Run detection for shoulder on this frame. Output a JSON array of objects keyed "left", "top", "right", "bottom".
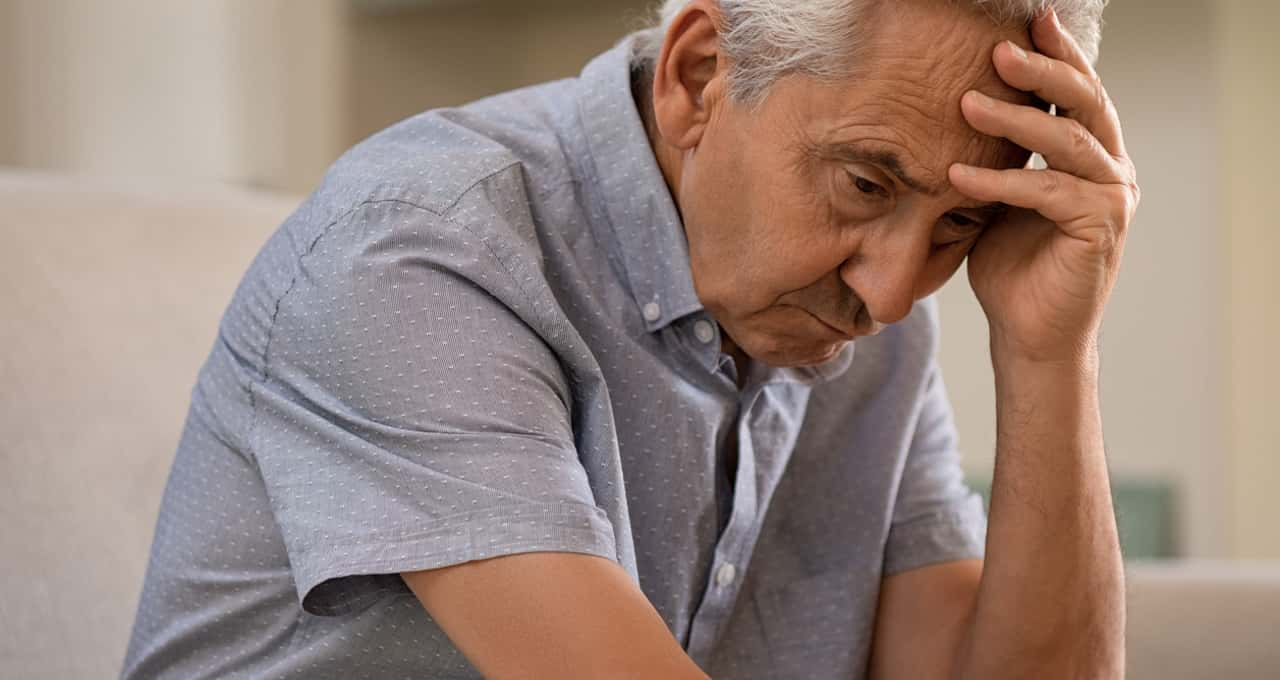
[
  {"left": 225, "top": 81, "right": 594, "bottom": 376},
  {"left": 310, "top": 78, "right": 580, "bottom": 224},
  {"left": 271, "top": 80, "right": 587, "bottom": 311}
]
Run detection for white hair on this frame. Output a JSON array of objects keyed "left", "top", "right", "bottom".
[{"left": 635, "top": 0, "right": 1107, "bottom": 103}]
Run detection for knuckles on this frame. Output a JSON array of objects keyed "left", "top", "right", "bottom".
[
  {"left": 1102, "top": 183, "right": 1138, "bottom": 235},
  {"left": 1091, "top": 77, "right": 1114, "bottom": 120},
  {"left": 1037, "top": 169, "right": 1065, "bottom": 196},
  {"left": 1065, "top": 118, "right": 1097, "bottom": 155},
  {"left": 1123, "top": 159, "right": 1142, "bottom": 207},
  {"left": 1115, "top": 157, "right": 1142, "bottom": 219}
]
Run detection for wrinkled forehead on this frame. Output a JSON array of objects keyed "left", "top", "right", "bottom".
[
  {"left": 852, "top": 0, "right": 1038, "bottom": 101},
  {"left": 801, "top": 1, "right": 1041, "bottom": 178}
]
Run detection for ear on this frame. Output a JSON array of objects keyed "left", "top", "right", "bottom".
[{"left": 652, "top": 1, "right": 728, "bottom": 150}]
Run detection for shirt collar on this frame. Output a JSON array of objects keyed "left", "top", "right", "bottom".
[{"left": 575, "top": 36, "right": 703, "bottom": 333}]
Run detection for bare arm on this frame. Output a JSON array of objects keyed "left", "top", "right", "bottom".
[
  {"left": 874, "top": 8, "right": 1136, "bottom": 678},
  {"left": 955, "top": 350, "right": 1123, "bottom": 677},
  {"left": 871, "top": 352, "right": 1122, "bottom": 679},
  {"left": 870, "top": 560, "right": 982, "bottom": 680},
  {"left": 403, "top": 552, "right": 711, "bottom": 680}
]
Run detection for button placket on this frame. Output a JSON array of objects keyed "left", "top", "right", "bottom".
[
  {"left": 693, "top": 320, "right": 716, "bottom": 344},
  {"left": 684, "top": 390, "right": 765, "bottom": 664},
  {"left": 642, "top": 301, "right": 662, "bottom": 322},
  {"left": 714, "top": 562, "right": 737, "bottom": 588}
]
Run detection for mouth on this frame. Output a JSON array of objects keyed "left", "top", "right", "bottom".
[{"left": 804, "top": 310, "right": 861, "bottom": 341}]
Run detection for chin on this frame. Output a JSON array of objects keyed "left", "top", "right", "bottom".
[{"left": 745, "top": 335, "right": 849, "bottom": 368}]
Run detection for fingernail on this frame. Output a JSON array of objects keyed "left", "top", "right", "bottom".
[
  {"left": 968, "top": 90, "right": 994, "bottom": 109},
  {"left": 1007, "top": 41, "right": 1028, "bottom": 61},
  {"left": 953, "top": 163, "right": 976, "bottom": 178}
]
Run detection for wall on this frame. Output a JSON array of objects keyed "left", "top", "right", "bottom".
[
  {"left": 1220, "top": 0, "right": 1280, "bottom": 559},
  {"left": 229, "top": 0, "right": 349, "bottom": 192},
  {"left": 0, "top": 0, "right": 346, "bottom": 193},
  {"left": 0, "top": 2, "right": 17, "bottom": 162},
  {"left": 346, "top": 0, "right": 648, "bottom": 143},
  {"left": 2, "top": 1, "right": 242, "bottom": 181}
]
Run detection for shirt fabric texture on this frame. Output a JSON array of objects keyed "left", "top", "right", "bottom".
[{"left": 123, "top": 36, "right": 986, "bottom": 680}]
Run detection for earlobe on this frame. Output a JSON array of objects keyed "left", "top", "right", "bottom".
[{"left": 651, "top": 1, "right": 725, "bottom": 150}]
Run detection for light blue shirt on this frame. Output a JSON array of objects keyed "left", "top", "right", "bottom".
[{"left": 124, "top": 36, "right": 986, "bottom": 679}]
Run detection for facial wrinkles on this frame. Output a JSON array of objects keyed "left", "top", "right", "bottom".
[
  {"left": 748, "top": 99, "right": 855, "bottom": 294},
  {"left": 691, "top": 83, "right": 826, "bottom": 323},
  {"left": 706, "top": 1, "right": 1046, "bottom": 361},
  {"left": 768, "top": 14, "right": 1034, "bottom": 333},
  {"left": 846, "top": 3, "right": 1035, "bottom": 174},
  {"left": 749, "top": 93, "right": 841, "bottom": 286}
]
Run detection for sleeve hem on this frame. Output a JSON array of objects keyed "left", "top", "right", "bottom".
[
  {"left": 882, "top": 495, "right": 987, "bottom": 576},
  {"left": 295, "top": 501, "right": 618, "bottom": 616}
]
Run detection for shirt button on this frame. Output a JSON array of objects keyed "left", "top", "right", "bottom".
[
  {"left": 693, "top": 320, "right": 715, "bottom": 344},
  {"left": 642, "top": 302, "right": 662, "bottom": 322},
  {"left": 715, "top": 563, "right": 737, "bottom": 588}
]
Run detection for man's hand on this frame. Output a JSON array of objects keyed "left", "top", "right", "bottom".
[{"left": 950, "top": 8, "right": 1140, "bottom": 365}]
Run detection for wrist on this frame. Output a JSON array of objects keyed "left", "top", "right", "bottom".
[
  {"left": 990, "top": 333, "right": 1100, "bottom": 379},
  {"left": 989, "top": 335, "right": 1105, "bottom": 462}
]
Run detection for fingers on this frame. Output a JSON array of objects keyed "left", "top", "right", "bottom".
[
  {"left": 1030, "top": 9, "right": 1096, "bottom": 80},
  {"left": 948, "top": 164, "right": 1133, "bottom": 240},
  {"left": 990, "top": 40, "right": 1126, "bottom": 157},
  {"left": 952, "top": 7, "right": 1140, "bottom": 246},
  {"left": 960, "top": 89, "right": 1121, "bottom": 184}
]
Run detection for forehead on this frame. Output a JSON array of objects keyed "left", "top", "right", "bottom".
[{"left": 785, "top": 0, "right": 1038, "bottom": 184}]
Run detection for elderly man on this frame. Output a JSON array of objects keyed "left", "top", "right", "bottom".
[{"left": 124, "top": 0, "right": 1138, "bottom": 678}]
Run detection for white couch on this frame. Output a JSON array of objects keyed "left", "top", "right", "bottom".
[
  {"left": 2, "top": 169, "right": 1277, "bottom": 678},
  {"left": 0, "top": 169, "right": 299, "bottom": 679}
]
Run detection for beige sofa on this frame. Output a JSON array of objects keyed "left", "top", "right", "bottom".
[{"left": 2, "top": 169, "right": 1278, "bottom": 678}]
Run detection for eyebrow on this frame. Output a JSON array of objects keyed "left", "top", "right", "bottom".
[
  {"left": 824, "top": 143, "right": 944, "bottom": 196},
  {"left": 823, "top": 142, "right": 1005, "bottom": 214}
]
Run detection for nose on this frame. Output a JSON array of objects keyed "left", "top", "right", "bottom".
[{"left": 838, "top": 235, "right": 930, "bottom": 327}]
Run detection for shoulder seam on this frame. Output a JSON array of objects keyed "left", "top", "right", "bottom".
[
  {"left": 247, "top": 198, "right": 382, "bottom": 459},
  {"left": 248, "top": 167, "right": 571, "bottom": 456},
  {"left": 437, "top": 160, "right": 523, "bottom": 216}
]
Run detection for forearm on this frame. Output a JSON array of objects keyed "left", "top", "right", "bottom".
[{"left": 957, "top": 342, "right": 1124, "bottom": 678}]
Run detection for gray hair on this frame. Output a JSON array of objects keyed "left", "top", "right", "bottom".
[{"left": 634, "top": 0, "right": 1107, "bottom": 103}]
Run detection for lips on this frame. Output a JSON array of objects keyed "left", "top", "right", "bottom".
[{"left": 806, "top": 310, "right": 860, "bottom": 341}]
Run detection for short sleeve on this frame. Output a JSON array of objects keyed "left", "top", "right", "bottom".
[
  {"left": 249, "top": 199, "right": 617, "bottom": 616},
  {"left": 882, "top": 362, "right": 987, "bottom": 576}
]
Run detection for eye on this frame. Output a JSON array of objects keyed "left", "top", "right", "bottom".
[
  {"left": 944, "top": 212, "right": 980, "bottom": 229},
  {"left": 850, "top": 173, "right": 889, "bottom": 198},
  {"left": 934, "top": 212, "right": 987, "bottom": 248}
]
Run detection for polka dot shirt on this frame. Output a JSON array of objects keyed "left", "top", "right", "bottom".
[{"left": 122, "top": 35, "right": 986, "bottom": 680}]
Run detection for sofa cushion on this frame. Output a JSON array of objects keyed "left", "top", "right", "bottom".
[
  {"left": 1126, "top": 561, "right": 1280, "bottom": 680},
  {"left": 0, "top": 169, "right": 298, "bottom": 679}
]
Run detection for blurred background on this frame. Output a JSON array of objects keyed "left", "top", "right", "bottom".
[{"left": 1, "top": 1, "right": 1277, "bottom": 678}]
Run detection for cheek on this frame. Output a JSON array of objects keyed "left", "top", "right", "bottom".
[
  {"left": 697, "top": 163, "right": 847, "bottom": 309},
  {"left": 915, "top": 244, "right": 971, "bottom": 299},
  {"left": 679, "top": 128, "right": 755, "bottom": 291},
  {"left": 755, "top": 190, "right": 841, "bottom": 264},
  {"left": 743, "top": 166, "right": 855, "bottom": 285}
]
